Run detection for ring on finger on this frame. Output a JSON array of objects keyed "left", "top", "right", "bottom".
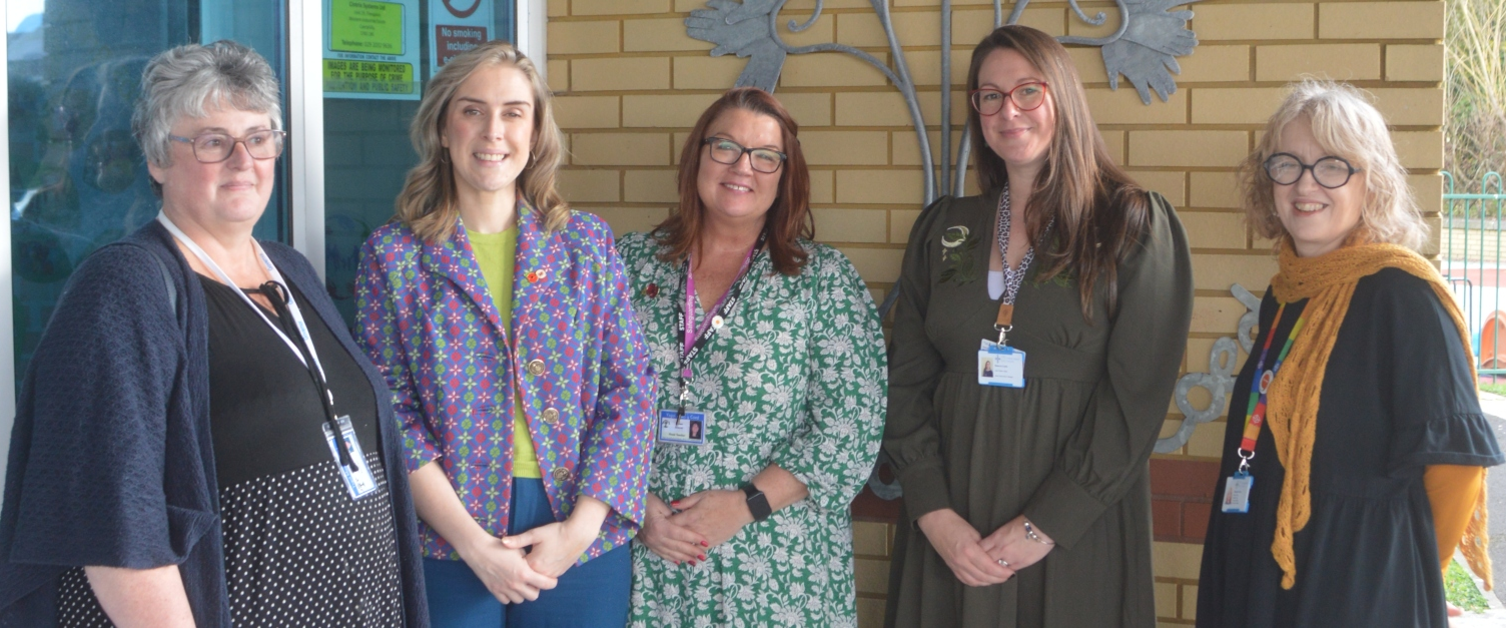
[{"left": 997, "top": 558, "right": 1010, "bottom": 568}]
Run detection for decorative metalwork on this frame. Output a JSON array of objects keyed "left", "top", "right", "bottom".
[{"left": 1155, "top": 283, "right": 1261, "bottom": 454}]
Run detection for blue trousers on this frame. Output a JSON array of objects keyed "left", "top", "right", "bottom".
[{"left": 423, "top": 478, "right": 630, "bottom": 627}]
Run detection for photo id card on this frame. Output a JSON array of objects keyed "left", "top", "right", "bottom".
[
  {"left": 978, "top": 341, "right": 1025, "bottom": 388},
  {"left": 1221, "top": 472, "right": 1254, "bottom": 514},
  {"left": 322, "top": 415, "right": 378, "bottom": 500},
  {"left": 658, "top": 408, "right": 708, "bottom": 446}
]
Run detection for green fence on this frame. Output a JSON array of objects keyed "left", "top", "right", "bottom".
[{"left": 1442, "top": 171, "right": 1505, "bottom": 377}]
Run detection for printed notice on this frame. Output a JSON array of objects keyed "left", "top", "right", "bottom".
[
  {"left": 429, "top": 0, "right": 494, "bottom": 78},
  {"left": 324, "top": 0, "right": 421, "bottom": 100}
]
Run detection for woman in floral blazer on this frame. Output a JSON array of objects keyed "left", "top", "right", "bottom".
[
  {"left": 354, "top": 42, "right": 655, "bottom": 627},
  {"left": 621, "top": 88, "right": 887, "bottom": 627}
]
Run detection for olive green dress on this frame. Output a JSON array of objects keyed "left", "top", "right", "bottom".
[{"left": 883, "top": 190, "right": 1193, "bottom": 628}]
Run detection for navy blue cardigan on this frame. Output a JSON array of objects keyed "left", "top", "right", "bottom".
[{"left": 0, "top": 222, "right": 428, "bottom": 626}]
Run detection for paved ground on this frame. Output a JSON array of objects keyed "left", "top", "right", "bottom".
[{"left": 1459, "top": 392, "right": 1506, "bottom": 626}]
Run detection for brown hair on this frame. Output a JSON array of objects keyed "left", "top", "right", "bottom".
[
  {"left": 394, "top": 40, "right": 568, "bottom": 243},
  {"left": 654, "top": 87, "right": 814, "bottom": 276},
  {"left": 966, "top": 25, "right": 1151, "bottom": 319}
]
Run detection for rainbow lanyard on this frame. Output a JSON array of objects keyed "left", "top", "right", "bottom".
[{"left": 1235, "top": 303, "right": 1307, "bottom": 475}]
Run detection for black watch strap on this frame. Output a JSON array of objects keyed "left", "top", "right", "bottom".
[{"left": 741, "top": 483, "right": 772, "bottom": 522}]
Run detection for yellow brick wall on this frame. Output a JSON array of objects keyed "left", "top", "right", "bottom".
[{"left": 545, "top": 1, "right": 1444, "bottom": 625}]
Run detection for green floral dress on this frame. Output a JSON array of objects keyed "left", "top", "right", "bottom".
[{"left": 617, "top": 232, "right": 887, "bottom": 628}]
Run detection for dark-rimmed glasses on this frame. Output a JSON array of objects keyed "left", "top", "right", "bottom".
[
  {"left": 1263, "top": 153, "right": 1359, "bottom": 189},
  {"left": 169, "top": 130, "right": 287, "bottom": 163},
  {"left": 969, "top": 82, "right": 1050, "bottom": 116},
  {"left": 703, "top": 137, "right": 786, "bottom": 174}
]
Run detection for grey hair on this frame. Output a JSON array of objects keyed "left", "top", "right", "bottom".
[
  {"left": 132, "top": 40, "right": 282, "bottom": 195},
  {"left": 1240, "top": 79, "right": 1429, "bottom": 252}
]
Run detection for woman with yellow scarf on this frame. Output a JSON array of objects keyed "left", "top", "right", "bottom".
[{"left": 1196, "top": 80, "right": 1504, "bottom": 627}]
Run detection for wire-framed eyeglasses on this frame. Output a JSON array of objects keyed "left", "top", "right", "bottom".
[
  {"left": 169, "top": 130, "right": 287, "bottom": 163},
  {"left": 1263, "top": 153, "right": 1360, "bottom": 189},
  {"left": 703, "top": 137, "right": 786, "bottom": 174},
  {"left": 969, "top": 82, "right": 1050, "bottom": 116}
]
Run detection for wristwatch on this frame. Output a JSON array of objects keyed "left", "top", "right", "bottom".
[{"left": 740, "top": 483, "right": 772, "bottom": 522}]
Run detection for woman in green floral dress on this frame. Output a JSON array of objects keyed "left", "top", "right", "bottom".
[{"left": 619, "top": 88, "right": 887, "bottom": 627}]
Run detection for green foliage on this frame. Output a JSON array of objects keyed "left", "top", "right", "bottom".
[
  {"left": 1445, "top": 559, "right": 1491, "bottom": 613},
  {"left": 1445, "top": 0, "right": 1506, "bottom": 193},
  {"left": 1479, "top": 381, "right": 1506, "bottom": 396}
]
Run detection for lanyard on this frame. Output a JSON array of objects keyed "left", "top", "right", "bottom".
[
  {"left": 991, "top": 184, "right": 1053, "bottom": 346},
  {"left": 157, "top": 213, "right": 356, "bottom": 469},
  {"left": 674, "top": 230, "right": 767, "bottom": 413},
  {"left": 1235, "top": 302, "right": 1307, "bottom": 474}
]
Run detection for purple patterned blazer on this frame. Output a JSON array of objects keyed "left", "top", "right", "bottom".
[{"left": 354, "top": 206, "right": 656, "bottom": 561}]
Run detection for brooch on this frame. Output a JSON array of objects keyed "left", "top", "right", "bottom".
[{"left": 939, "top": 225, "right": 980, "bottom": 285}]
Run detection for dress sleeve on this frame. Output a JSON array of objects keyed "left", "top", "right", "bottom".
[
  {"left": 4, "top": 245, "right": 199, "bottom": 568},
  {"left": 353, "top": 233, "right": 442, "bottom": 472},
  {"left": 769, "top": 247, "right": 888, "bottom": 514},
  {"left": 1020, "top": 192, "right": 1195, "bottom": 549},
  {"left": 1381, "top": 269, "right": 1505, "bottom": 471},
  {"left": 883, "top": 196, "right": 956, "bottom": 523}
]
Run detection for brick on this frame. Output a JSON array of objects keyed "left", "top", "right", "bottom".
[
  {"left": 1411, "top": 173, "right": 1443, "bottom": 215},
  {"left": 802, "top": 130, "right": 889, "bottom": 165},
  {"left": 1194, "top": 253, "right": 1275, "bottom": 292},
  {"left": 1102, "top": 130, "right": 1125, "bottom": 164},
  {"left": 1150, "top": 458, "right": 1222, "bottom": 500},
  {"left": 1187, "top": 420, "right": 1226, "bottom": 458},
  {"left": 1370, "top": 87, "right": 1443, "bottom": 127},
  {"left": 1128, "top": 171, "right": 1186, "bottom": 207},
  {"left": 571, "top": 0, "right": 670, "bottom": 15},
  {"left": 546, "top": 60, "right": 568, "bottom": 91},
  {"left": 1255, "top": 44, "right": 1381, "bottom": 82},
  {"left": 906, "top": 49, "right": 971, "bottom": 87},
  {"left": 548, "top": 0, "right": 567, "bottom": 17},
  {"left": 624, "top": 169, "right": 679, "bottom": 203},
  {"left": 1190, "top": 172, "right": 1242, "bottom": 209},
  {"left": 836, "top": 91, "right": 913, "bottom": 126},
  {"left": 1155, "top": 581, "right": 1179, "bottom": 618},
  {"left": 917, "top": 91, "right": 968, "bottom": 130},
  {"left": 1194, "top": 4, "right": 1314, "bottom": 41},
  {"left": 673, "top": 55, "right": 744, "bottom": 90},
  {"left": 671, "top": 132, "right": 692, "bottom": 164},
  {"left": 1153, "top": 541, "right": 1204, "bottom": 580},
  {"left": 1184, "top": 585, "right": 1199, "bottom": 620},
  {"left": 893, "top": 130, "right": 963, "bottom": 167},
  {"left": 954, "top": 7, "right": 1064, "bottom": 40},
  {"left": 1069, "top": 47, "right": 1111, "bottom": 84},
  {"left": 1392, "top": 130, "right": 1443, "bottom": 170},
  {"left": 1152, "top": 499, "right": 1182, "bottom": 538},
  {"left": 624, "top": 17, "right": 712, "bottom": 52},
  {"left": 547, "top": 20, "right": 620, "bottom": 54},
  {"left": 1066, "top": 4, "right": 1123, "bottom": 40},
  {"left": 815, "top": 208, "right": 889, "bottom": 243},
  {"left": 852, "top": 521, "right": 890, "bottom": 557},
  {"left": 841, "top": 247, "right": 906, "bottom": 284},
  {"left": 1128, "top": 131, "right": 1248, "bottom": 168},
  {"left": 1191, "top": 87, "right": 1285, "bottom": 125},
  {"left": 836, "top": 10, "right": 940, "bottom": 48},
  {"left": 1175, "top": 45, "right": 1251, "bottom": 83},
  {"left": 770, "top": 13, "right": 836, "bottom": 48},
  {"left": 623, "top": 93, "right": 721, "bottom": 128},
  {"left": 1386, "top": 44, "right": 1444, "bottom": 82},
  {"left": 553, "top": 95, "right": 619, "bottom": 129},
  {"left": 777, "top": 92, "right": 833, "bottom": 127},
  {"left": 556, "top": 168, "right": 620, "bottom": 203},
  {"left": 1191, "top": 295, "right": 1247, "bottom": 335},
  {"left": 571, "top": 57, "right": 670, "bottom": 91},
  {"left": 811, "top": 169, "right": 835, "bottom": 203},
  {"left": 1179, "top": 211, "right": 1247, "bottom": 250},
  {"left": 837, "top": 170, "right": 926, "bottom": 204},
  {"left": 857, "top": 598, "right": 885, "bottom": 628},
  {"left": 573, "top": 132, "right": 671, "bottom": 166},
  {"left": 578, "top": 205, "right": 670, "bottom": 236},
  {"left": 1086, "top": 87, "right": 1188, "bottom": 124},
  {"left": 783, "top": 52, "right": 892, "bottom": 88},
  {"left": 1319, "top": 2, "right": 1443, "bottom": 40},
  {"left": 1183, "top": 502, "right": 1212, "bottom": 542},
  {"left": 891, "top": 209, "right": 921, "bottom": 243}
]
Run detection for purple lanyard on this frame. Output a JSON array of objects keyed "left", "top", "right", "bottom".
[{"left": 674, "top": 231, "right": 767, "bottom": 410}]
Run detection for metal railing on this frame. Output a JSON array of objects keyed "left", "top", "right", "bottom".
[{"left": 1442, "top": 171, "right": 1505, "bottom": 377}]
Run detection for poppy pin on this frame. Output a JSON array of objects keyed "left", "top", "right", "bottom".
[{"left": 645, "top": 283, "right": 659, "bottom": 298}]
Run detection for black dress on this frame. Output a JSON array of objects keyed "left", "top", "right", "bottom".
[
  {"left": 1197, "top": 268, "right": 1505, "bottom": 627},
  {"left": 58, "top": 276, "right": 404, "bottom": 627}
]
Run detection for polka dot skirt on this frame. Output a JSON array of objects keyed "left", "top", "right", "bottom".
[{"left": 58, "top": 451, "right": 403, "bottom": 627}]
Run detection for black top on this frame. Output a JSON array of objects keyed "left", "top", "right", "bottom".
[{"left": 1197, "top": 268, "right": 1505, "bottom": 628}]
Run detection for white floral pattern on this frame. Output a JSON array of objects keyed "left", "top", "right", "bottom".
[{"left": 617, "top": 232, "right": 887, "bottom": 628}]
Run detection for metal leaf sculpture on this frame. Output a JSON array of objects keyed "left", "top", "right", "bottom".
[
  {"left": 684, "top": 0, "right": 786, "bottom": 92},
  {"left": 1100, "top": 0, "right": 1201, "bottom": 104}
]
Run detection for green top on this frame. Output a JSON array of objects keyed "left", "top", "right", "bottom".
[{"left": 466, "top": 225, "right": 540, "bottom": 479}]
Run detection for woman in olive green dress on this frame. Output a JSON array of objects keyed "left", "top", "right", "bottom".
[
  {"left": 621, "top": 87, "right": 887, "bottom": 627},
  {"left": 884, "top": 26, "right": 1194, "bottom": 627}
]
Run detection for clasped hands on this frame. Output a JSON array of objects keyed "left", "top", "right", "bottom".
[
  {"left": 456, "top": 496, "right": 610, "bottom": 604},
  {"left": 637, "top": 491, "right": 753, "bottom": 565},
  {"left": 916, "top": 509, "right": 1054, "bottom": 587}
]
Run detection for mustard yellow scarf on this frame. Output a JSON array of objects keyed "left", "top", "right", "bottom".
[{"left": 1266, "top": 239, "right": 1492, "bottom": 590}]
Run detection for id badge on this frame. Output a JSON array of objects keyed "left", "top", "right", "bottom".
[
  {"left": 322, "top": 415, "right": 378, "bottom": 500},
  {"left": 1221, "top": 472, "right": 1254, "bottom": 514},
  {"left": 978, "top": 340, "right": 1026, "bottom": 388},
  {"left": 658, "top": 408, "right": 709, "bottom": 446}
]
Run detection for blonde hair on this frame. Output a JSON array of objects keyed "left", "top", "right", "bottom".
[
  {"left": 1240, "top": 79, "right": 1428, "bottom": 251},
  {"left": 395, "top": 40, "right": 568, "bottom": 242}
]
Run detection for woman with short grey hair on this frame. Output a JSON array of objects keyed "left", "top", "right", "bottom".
[{"left": 0, "top": 40, "right": 428, "bottom": 626}]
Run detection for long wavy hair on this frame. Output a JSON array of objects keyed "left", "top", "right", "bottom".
[
  {"left": 967, "top": 25, "right": 1150, "bottom": 319},
  {"left": 395, "top": 40, "right": 568, "bottom": 242},
  {"left": 654, "top": 87, "right": 814, "bottom": 276}
]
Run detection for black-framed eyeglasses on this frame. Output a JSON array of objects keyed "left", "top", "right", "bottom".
[
  {"left": 969, "top": 82, "right": 1050, "bottom": 116},
  {"left": 1263, "top": 152, "right": 1360, "bottom": 189},
  {"left": 702, "top": 137, "right": 786, "bottom": 174},
  {"left": 169, "top": 130, "right": 287, "bottom": 163}
]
